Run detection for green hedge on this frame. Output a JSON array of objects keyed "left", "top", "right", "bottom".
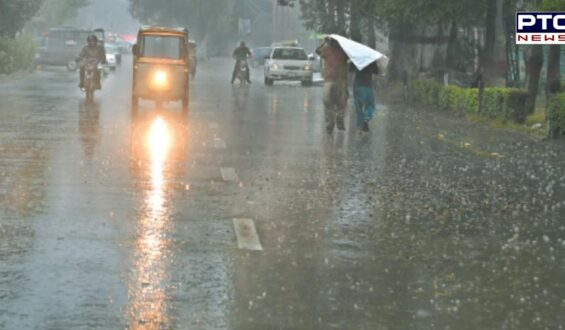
[
  {"left": 409, "top": 80, "right": 530, "bottom": 124},
  {"left": 439, "top": 85, "right": 479, "bottom": 114},
  {"left": 0, "top": 35, "right": 37, "bottom": 74},
  {"left": 548, "top": 93, "right": 565, "bottom": 137}
]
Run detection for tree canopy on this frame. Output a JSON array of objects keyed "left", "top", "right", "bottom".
[
  {"left": 38, "top": 0, "right": 90, "bottom": 27},
  {"left": 0, "top": 0, "right": 43, "bottom": 37},
  {"left": 129, "top": 0, "right": 233, "bottom": 42}
]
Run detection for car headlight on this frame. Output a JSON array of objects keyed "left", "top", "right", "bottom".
[
  {"left": 304, "top": 64, "right": 312, "bottom": 71},
  {"left": 271, "top": 64, "right": 280, "bottom": 70},
  {"left": 152, "top": 70, "right": 169, "bottom": 88}
]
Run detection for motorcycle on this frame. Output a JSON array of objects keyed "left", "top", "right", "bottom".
[
  {"left": 80, "top": 58, "right": 102, "bottom": 102},
  {"left": 236, "top": 59, "right": 249, "bottom": 86}
]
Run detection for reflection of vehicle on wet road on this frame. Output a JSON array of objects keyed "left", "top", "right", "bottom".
[
  {"left": 78, "top": 100, "right": 100, "bottom": 160},
  {"left": 129, "top": 110, "right": 189, "bottom": 185},
  {"left": 81, "top": 58, "right": 101, "bottom": 102},
  {"left": 131, "top": 26, "right": 190, "bottom": 113},
  {"left": 264, "top": 47, "right": 313, "bottom": 86}
]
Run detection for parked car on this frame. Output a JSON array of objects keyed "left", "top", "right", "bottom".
[
  {"left": 250, "top": 47, "right": 272, "bottom": 67},
  {"left": 264, "top": 47, "right": 313, "bottom": 86}
]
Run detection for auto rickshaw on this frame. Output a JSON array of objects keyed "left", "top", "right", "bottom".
[{"left": 131, "top": 26, "right": 190, "bottom": 113}]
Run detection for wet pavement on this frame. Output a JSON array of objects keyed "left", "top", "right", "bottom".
[{"left": 1, "top": 57, "right": 565, "bottom": 330}]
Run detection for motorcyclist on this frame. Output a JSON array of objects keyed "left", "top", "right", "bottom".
[
  {"left": 77, "top": 35, "right": 107, "bottom": 90},
  {"left": 231, "top": 41, "right": 252, "bottom": 84}
]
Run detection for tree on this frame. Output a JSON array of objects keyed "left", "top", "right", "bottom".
[
  {"left": 0, "top": 0, "right": 44, "bottom": 38},
  {"left": 38, "top": 0, "right": 90, "bottom": 27},
  {"left": 482, "top": 0, "right": 508, "bottom": 86},
  {"left": 542, "top": 0, "right": 565, "bottom": 96},
  {"left": 379, "top": 0, "right": 484, "bottom": 80},
  {"left": 522, "top": 0, "right": 565, "bottom": 114},
  {"left": 129, "top": 0, "right": 237, "bottom": 54}
]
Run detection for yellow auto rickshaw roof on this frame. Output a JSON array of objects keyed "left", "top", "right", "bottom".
[{"left": 138, "top": 26, "right": 188, "bottom": 36}]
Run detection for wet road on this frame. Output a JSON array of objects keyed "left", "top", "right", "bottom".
[{"left": 1, "top": 58, "right": 565, "bottom": 330}]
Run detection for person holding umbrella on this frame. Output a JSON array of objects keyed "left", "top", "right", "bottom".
[
  {"left": 350, "top": 61, "right": 379, "bottom": 132},
  {"left": 316, "top": 37, "right": 349, "bottom": 134},
  {"left": 320, "top": 34, "right": 387, "bottom": 134}
]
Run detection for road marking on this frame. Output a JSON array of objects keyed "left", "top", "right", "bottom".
[
  {"left": 213, "top": 138, "right": 226, "bottom": 149},
  {"left": 208, "top": 122, "right": 219, "bottom": 130},
  {"left": 233, "top": 218, "right": 263, "bottom": 251},
  {"left": 221, "top": 167, "right": 239, "bottom": 182}
]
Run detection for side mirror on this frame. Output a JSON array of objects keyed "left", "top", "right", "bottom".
[
  {"left": 132, "top": 44, "right": 139, "bottom": 56},
  {"left": 308, "top": 55, "right": 315, "bottom": 61},
  {"left": 264, "top": 55, "right": 270, "bottom": 60}
]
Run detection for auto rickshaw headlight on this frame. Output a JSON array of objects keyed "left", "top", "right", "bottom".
[{"left": 153, "top": 70, "right": 168, "bottom": 88}]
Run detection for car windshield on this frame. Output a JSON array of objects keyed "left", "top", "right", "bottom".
[
  {"left": 141, "top": 35, "right": 184, "bottom": 59},
  {"left": 272, "top": 48, "right": 307, "bottom": 60}
]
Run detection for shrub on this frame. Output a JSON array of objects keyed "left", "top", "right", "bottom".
[
  {"left": 548, "top": 93, "right": 565, "bottom": 137},
  {"left": 481, "top": 88, "right": 508, "bottom": 119},
  {"left": 444, "top": 86, "right": 479, "bottom": 114},
  {"left": 409, "top": 80, "right": 528, "bottom": 124},
  {"left": 410, "top": 80, "right": 443, "bottom": 108},
  {"left": 0, "top": 35, "right": 37, "bottom": 74}
]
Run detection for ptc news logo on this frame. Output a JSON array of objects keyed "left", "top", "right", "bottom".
[{"left": 516, "top": 12, "right": 565, "bottom": 44}]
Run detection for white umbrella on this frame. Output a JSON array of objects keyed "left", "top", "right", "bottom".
[{"left": 327, "top": 34, "right": 388, "bottom": 72}]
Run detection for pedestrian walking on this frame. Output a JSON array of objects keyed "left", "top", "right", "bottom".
[
  {"left": 316, "top": 37, "right": 348, "bottom": 134},
  {"left": 350, "top": 61, "right": 379, "bottom": 132}
]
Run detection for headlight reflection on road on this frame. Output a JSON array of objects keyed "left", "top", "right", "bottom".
[{"left": 129, "top": 116, "right": 172, "bottom": 329}]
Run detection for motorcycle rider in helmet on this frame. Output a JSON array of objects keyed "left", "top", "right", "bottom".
[
  {"left": 231, "top": 41, "right": 252, "bottom": 84},
  {"left": 77, "top": 35, "right": 107, "bottom": 90}
]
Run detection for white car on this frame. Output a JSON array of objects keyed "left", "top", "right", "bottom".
[
  {"left": 105, "top": 53, "right": 117, "bottom": 71},
  {"left": 264, "top": 47, "right": 313, "bottom": 86}
]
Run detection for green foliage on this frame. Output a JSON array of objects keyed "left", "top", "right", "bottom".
[
  {"left": 410, "top": 80, "right": 442, "bottom": 108},
  {"left": 0, "top": 0, "right": 43, "bottom": 38},
  {"left": 481, "top": 88, "right": 509, "bottom": 119},
  {"left": 379, "top": 0, "right": 485, "bottom": 26},
  {"left": 548, "top": 93, "right": 565, "bottom": 136},
  {"left": 129, "top": 0, "right": 234, "bottom": 40},
  {"left": 540, "top": 0, "right": 565, "bottom": 11},
  {"left": 0, "top": 35, "right": 37, "bottom": 74},
  {"left": 438, "top": 85, "right": 479, "bottom": 113},
  {"left": 409, "top": 80, "right": 529, "bottom": 124},
  {"left": 129, "top": 0, "right": 241, "bottom": 54}
]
